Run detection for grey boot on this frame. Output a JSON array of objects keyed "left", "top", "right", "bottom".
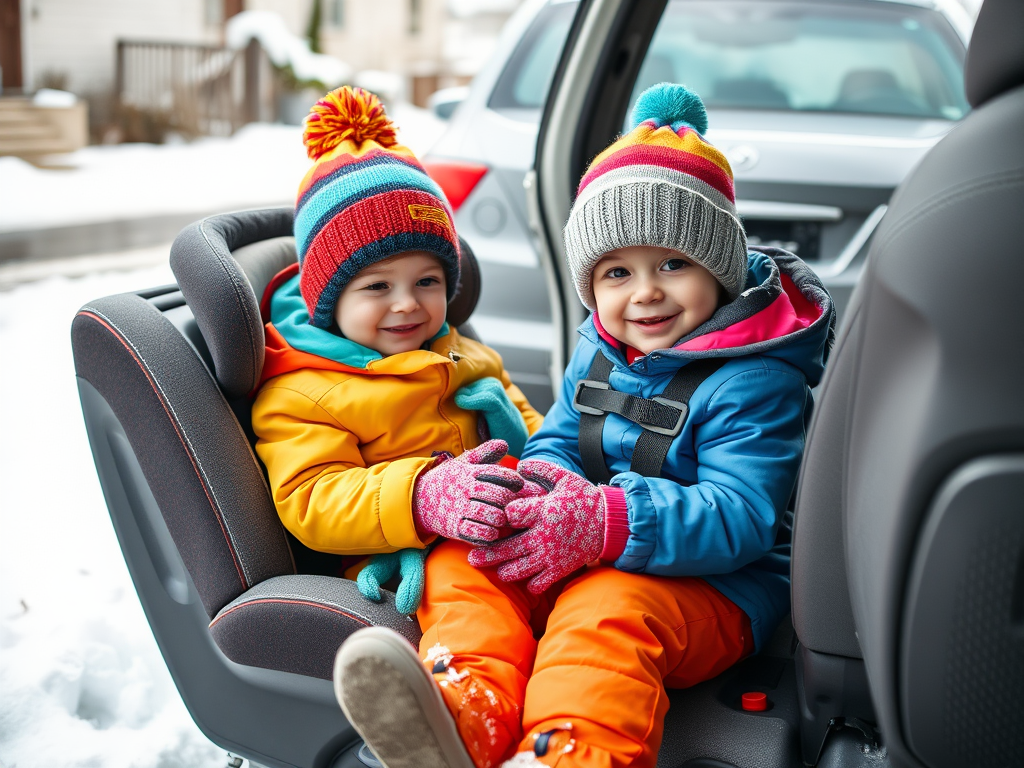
[{"left": 334, "top": 627, "right": 476, "bottom": 768}]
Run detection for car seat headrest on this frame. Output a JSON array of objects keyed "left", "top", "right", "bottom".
[
  {"left": 171, "top": 208, "right": 294, "bottom": 398},
  {"left": 448, "top": 237, "right": 482, "bottom": 329},
  {"left": 965, "top": 0, "right": 1024, "bottom": 108},
  {"left": 171, "top": 208, "right": 483, "bottom": 398},
  {"left": 232, "top": 236, "right": 299, "bottom": 312}
]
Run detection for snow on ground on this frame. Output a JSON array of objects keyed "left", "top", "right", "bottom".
[
  {"left": 0, "top": 103, "right": 446, "bottom": 235},
  {"left": 0, "top": 264, "right": 236, "bottom": 768}
]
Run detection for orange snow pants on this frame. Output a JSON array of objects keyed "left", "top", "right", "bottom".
[{"left": 417, "top": 540, "right": 754, "bottom": 768}]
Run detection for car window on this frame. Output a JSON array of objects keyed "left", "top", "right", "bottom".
[
  {"left": 627, "top": 0, "right": 969, "bottom": 121},
  {"left": 489, "top": 1, "right": 577, "bottom": 111}
]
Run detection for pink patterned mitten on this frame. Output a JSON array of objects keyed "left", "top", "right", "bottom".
[
  {"left": 412, "top": 439, "right": 525, "bottom": 543},
  {"left": 468, "top": 459, "right": 608, "bottom": 593}
]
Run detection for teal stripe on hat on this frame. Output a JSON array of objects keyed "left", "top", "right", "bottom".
[{"left": 295, "top": 163, "right": 446, "bottom": 258}]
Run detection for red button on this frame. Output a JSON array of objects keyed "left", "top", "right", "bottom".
[{"left": 741, "top": 692, "right": 768, "bottom": 711}]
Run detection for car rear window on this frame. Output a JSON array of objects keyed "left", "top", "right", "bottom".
[
  {"left": 488, "top": 1, "right": 577, "bottom": 110},
  {"left": 631, "top": 0, "right": 969, "bottom": 120}
]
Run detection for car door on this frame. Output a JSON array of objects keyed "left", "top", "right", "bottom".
[{"left": 527, "top": 0, "right": 970, "bottom": 377}]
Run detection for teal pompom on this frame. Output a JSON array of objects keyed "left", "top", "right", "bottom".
[{"left": 629, "top": 83, "right": 708, "bottom": 135}]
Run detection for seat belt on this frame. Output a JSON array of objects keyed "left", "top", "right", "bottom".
[{"left": 573, "top": 352, "right": 727, "bottom": 483}]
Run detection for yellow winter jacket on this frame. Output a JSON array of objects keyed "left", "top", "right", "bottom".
[{"left": 252, "top": 273, "right": 543, "bottom": 555}]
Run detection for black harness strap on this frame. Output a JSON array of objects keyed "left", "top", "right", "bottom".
[
  {"left": 574, "top": 353, "right": 728, "bottom": 482},
  {"left": 575, "top": 384, "right": 689, "bottom": 434},
  {"left": 577, "top": 353, "right": 615, "bottom": 483},
  {"left": 629, "top": 358, "right": 727, "bottom": 477}
]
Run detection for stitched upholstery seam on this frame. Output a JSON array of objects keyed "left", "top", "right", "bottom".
[
  {"left": 198, "top": 216, "right": 261, "bottom": 393},
  {"left": 208, "top": 597, "right": 374, "bottom": 629},
  {"left": 78, "top": 308, "right": 249, "bottom": 590},
  {"left": 876, "top": 171, "right": 1024, "bottom": 253}
]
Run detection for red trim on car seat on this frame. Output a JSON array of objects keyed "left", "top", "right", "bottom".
[
  {"left": 208, "top": 598, "right": 375, "bottom": 629},
  {"left": 77, "top": 310, "right": 248, "bottom": 591}
]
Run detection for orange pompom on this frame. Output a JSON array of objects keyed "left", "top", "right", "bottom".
[{"left": 302, "top": 86, "right": 399, "bottom": 160}]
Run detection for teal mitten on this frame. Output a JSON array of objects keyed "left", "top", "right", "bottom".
[
  {"left": 454, "top": 377, "right": 529, "bottom": 458},
  {"left": 356, "top": 548, "right": 426, "bottom": 616}
]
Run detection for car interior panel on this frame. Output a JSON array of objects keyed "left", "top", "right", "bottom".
[{"left": 71, "top": 0, "right": 1021, "bottom": 766}]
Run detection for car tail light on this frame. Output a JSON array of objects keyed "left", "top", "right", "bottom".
[{"left": 422, "top": 160, "right": 488, "bottom": 212}]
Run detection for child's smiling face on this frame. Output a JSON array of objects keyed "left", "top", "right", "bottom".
[
  {"left": 334, "top": 251, "right": 448, "bottom": 356},
  {"left": 592, "top": 246, "right": 721, "bottom": 355}
]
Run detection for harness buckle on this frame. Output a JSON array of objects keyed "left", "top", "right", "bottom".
[
  {"left": 573, "top": 379, "right": 610, "bottom": 416},
  {"left": 648, "top": 397, "right": 688, "bottom": 437}
]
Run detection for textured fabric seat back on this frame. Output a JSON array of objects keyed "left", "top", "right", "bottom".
[
  {"left": 840, "top": 0, "right": 1024, "bottom": 765},
  {"left": 72, "top": 272, "right": 296, "bottom": 620}
]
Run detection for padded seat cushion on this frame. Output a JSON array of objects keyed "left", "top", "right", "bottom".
[{"left": 210, "top": 574, "right": 423, "bottom": 680}]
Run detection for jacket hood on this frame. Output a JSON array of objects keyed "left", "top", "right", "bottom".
[
  {"left": 585, "top": 246, "right": 835, "bottom": 386},
  {"left": 258, "top": 268, "right": 452, "bottom": 387}
]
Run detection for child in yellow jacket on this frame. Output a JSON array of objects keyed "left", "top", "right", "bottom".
[{"left": 251, "top": 86, "right": 543, "bottom": 615}]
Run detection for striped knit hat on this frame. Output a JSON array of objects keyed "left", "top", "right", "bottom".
[
  {"left": 563, "top": 83, "right": 746, "bottom": 310},
  {"left": 294, "top": 86, "right": 460, "bottom": 328}
]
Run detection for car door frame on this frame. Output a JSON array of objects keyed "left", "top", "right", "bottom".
[{"left": 526, "top": 0, "right": 668, "bottom": 381}]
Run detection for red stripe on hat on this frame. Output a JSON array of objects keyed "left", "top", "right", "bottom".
[
  {"left": 300, "top": 188, "right": 455, "bottom": 305},
  {"left": 578, "top": 144, "right": 735, "bottom": 204}
]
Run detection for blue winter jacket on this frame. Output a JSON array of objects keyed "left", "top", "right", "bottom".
[{"left": 521, "top": 247, "right": 834, "bottom": 651}]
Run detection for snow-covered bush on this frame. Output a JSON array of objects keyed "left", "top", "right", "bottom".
[{"left": 226, "top": 10, "right": 352, "bottom": 92}]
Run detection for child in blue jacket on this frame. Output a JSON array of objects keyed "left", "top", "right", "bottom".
[{"left": 334, "top": 84, "right": 835, "bottom": 768}]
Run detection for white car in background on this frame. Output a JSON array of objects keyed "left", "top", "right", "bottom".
[{"left": 423, "top": 0, "right": 974, "bottom": 412}]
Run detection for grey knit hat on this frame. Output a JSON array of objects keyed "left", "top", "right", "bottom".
[{"left": 563, "top": 83, "right": 747, "bottom": 310}]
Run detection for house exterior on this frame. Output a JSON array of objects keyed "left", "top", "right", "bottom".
[
  {"left": 5, "top": 0, "right": 220, "bottom": 95},
  {"left": 2, "top": 0, "right": 521, "bottom": 113}
]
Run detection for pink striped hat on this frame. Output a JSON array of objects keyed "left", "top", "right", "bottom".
[{"left": 563, "top": 84, "right": 747, "bottom": 310}]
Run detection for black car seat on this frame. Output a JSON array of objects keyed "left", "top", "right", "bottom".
[
  {"left": 792, "top": 0, "right": 1024, "bottom": 766},
  {"left": 71, "top": 207, "right": 481, "bottom": 768},
  {"left": 841, "top": 0, "right": 1024, "bottom": 765}
]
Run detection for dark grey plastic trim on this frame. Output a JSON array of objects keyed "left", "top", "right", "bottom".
[
  {"left": 794, "top": 644, "right": 876, "bottom": 766},
  {"left": 900, "top": 454, "right": 1024, "bottom": 768},
  {"left": 104, "top": 422, "right": 190, "bottom": 605}
]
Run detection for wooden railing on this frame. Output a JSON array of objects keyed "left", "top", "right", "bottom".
[{"left": 115, "top": 39, "right": 274, "bottom": 139}]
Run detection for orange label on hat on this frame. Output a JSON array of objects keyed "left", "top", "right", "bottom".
[{"left": 408, "top": 204, "right": 451, "bottom": 232}]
